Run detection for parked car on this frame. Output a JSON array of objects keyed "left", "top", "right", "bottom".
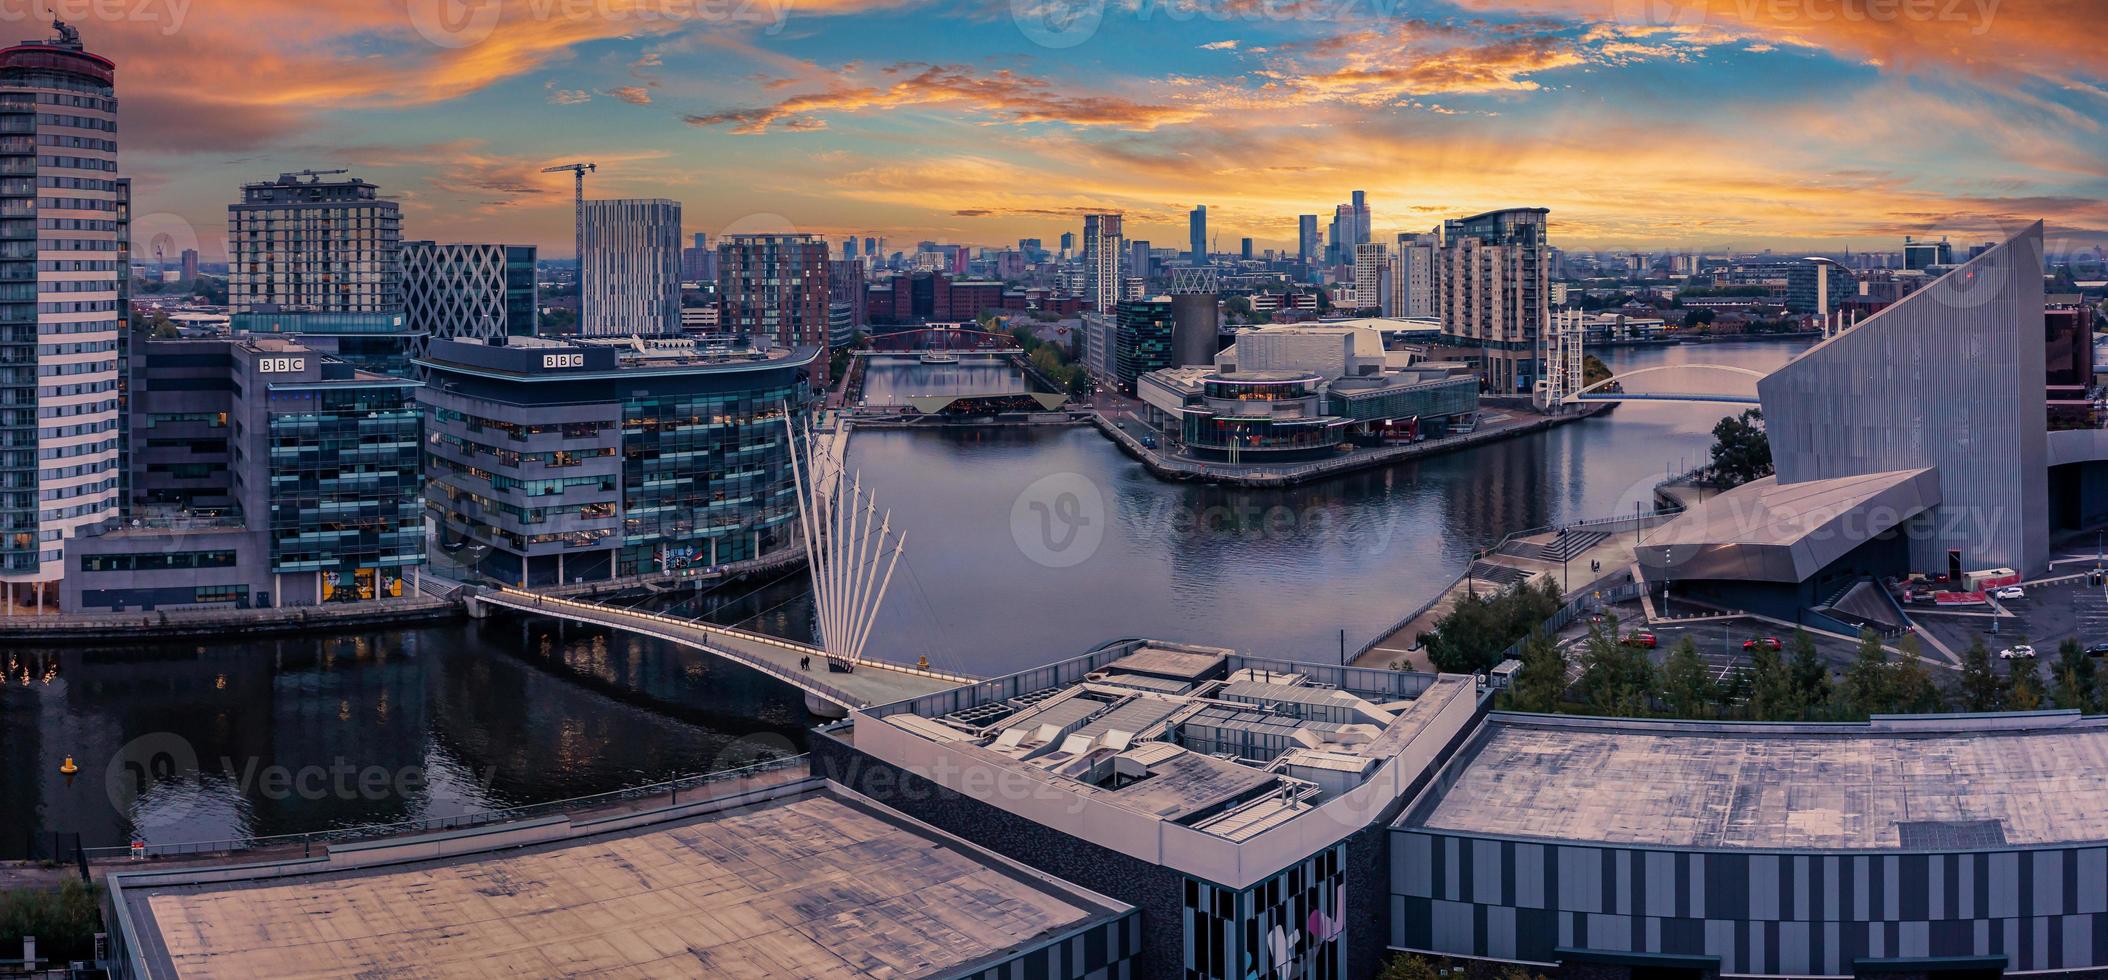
[
  {"left": 1140, "top": 434, "right": 1158, "bottom": 449},
  {"left": 1621, "top": 632, "right": 1657, "bottom": 649},
  {"left": 1994, "top": 585, "right": 2025, "bottom": 601},
  {"left": 1999, "top": 644, "right": 2037, "bottom": 660},
  {"left": 2086, "top": 643, "right": 2108, "bottom": 659},
  {"left": 1742, "top": 636, "right": 1783, "bottom": 652}
]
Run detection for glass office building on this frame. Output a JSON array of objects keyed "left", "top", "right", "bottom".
[
  {"left": 265, "top": 379, "right": 424, "bottom": 600},
  {"left": 418, "top": 336, "right": 816, "bottom": 587}
]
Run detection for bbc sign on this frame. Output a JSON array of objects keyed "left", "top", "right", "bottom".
[
  {"left": 542, "top": 354, "right": 585, "bottom": 369},
  {"left": 258, "top": 357, "right": 306, "bottom": 374}
]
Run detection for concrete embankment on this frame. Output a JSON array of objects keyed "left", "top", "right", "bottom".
[
  {"left": 0, "top": 597, "right": 464, "bottom": 644},
  {"left": 1092, "top": 402, "right": 1614, "bottom": 488}
]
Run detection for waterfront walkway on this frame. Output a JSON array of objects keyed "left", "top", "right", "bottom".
[
  {"left": 1353, "top": 513, "right": 1677, "bottom": 671},
  {"left": 475, "top": 588, "right": 972, "bottom": 711},
  {"left": 1093, "top": 402, "right": 1612, "bottom": 488}
]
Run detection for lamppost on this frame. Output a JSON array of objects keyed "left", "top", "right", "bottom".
[{"left": 1559, "top": 525, "right": 1570, "bottom": 596}]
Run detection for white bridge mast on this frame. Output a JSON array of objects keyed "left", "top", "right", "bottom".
[{"left": 785, "top": 414, "right": 906, "bottom": 666}]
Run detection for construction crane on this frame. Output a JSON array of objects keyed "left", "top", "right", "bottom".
[{"left": 542, "top": 161, "right": 596, "bottom": 274}]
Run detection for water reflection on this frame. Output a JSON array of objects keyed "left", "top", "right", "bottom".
[{"left": 2, "top": 621, "right": 809, "bottom": 856}]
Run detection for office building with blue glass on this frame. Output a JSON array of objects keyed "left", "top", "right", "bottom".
[
  {"left": 416, "top": 335, "right": 815, "bottom": 587},
  {"left": 62, "top": 336, "right": 423, "bottom": 611}
]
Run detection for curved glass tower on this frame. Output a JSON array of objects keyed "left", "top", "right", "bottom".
[{"left": 0, "top": 22, "right": 120, "bottom": 606}]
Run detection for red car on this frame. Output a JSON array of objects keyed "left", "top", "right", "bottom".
[
  {"left": 1743, "top": 636, "right": 1783, "bottom": 652},
  {"left": 1621, "top": 632, "right": 1658, "bottom": 649}
]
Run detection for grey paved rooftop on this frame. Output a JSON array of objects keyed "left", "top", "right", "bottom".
[
  {"left": 122, "top": 790, "right": 1118, "bottom": 978},
  {"left": 1409, "top": 715, "right": 2108, "bottom": 850}
]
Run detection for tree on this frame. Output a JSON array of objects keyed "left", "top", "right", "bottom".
[
  {"left": 1787, "top": 629, "right": 1830, "bottom": 717},
  {"left": 1660, "top": 636, "right": 1716, "bottom": 718},
  {"left": 1842, "top": 628, "right": 1894, "bottom": 718},
  {"left": 1428, "top": 577, "right": 1563, "bottom": 675},
  {"left": 2008, "top": 660, "right": 2045, "bottom": 712},
  {"left": 1578, "top": 622, "right": 1656, "bottom": 716},
  {"left": 1889, "top": 635, "right": 1945, "bottom": 714},
  {"left": 1376, "top": 953, "right": 1444, "bottom": 980},
  {"left": 2052, "top": 638, "right": 2097, "bottom": 711},
  {"left": 1428, "top": 589, "right": 1505, "bottom": 674},
  {"left": 1707, "top": 408, "right": 1773, "bottom": 488},
  {"left": 1746, "top": 641, "right": 1795, "bottom": 721},
  {"left": 1958, "top": 636, "right": 2005, "bottom": 712},
  {"left": 1506, "top": 629, "right": 1568, "bottom": 713}
]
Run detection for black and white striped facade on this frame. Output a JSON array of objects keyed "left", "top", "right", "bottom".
[{"left": 1392, "top": 713, "right": 2108, "bottom": 976}]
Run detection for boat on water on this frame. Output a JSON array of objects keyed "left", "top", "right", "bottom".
[{"left": 919, "top": 351, "right": 961, "bottom": 365}]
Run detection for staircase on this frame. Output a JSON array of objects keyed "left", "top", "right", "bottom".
[{"left": 1537, "top": 529, "right": 1608, "bottom": 563}]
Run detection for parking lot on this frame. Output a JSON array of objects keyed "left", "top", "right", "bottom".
[
  {"left": 1909, "top": 572, "right": 2108, "bottom": 671},
  {"left": 1550, "top": 604, "right": 1875, "bottom": 690}
]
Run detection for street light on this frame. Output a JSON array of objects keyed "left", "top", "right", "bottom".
[{"left": 1559, "top": 525, "right": 1570, "bottom": 596}]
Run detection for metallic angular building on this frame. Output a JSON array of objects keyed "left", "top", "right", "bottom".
[{"left": 1759, "top": 223, "right": 2048, "bottom": 575}]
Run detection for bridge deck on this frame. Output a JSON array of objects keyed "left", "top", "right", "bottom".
[{"left": 482, "top": 589, "right": 970, "bottom": 709}]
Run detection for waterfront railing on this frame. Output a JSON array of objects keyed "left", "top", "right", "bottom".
[{"left": 81, "top": 754, "right": 810, "bottom": 862}]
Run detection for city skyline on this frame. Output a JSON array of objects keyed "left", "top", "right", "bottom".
[{"left": 92, "top": 0, "right": 2105, "bottom": 260}]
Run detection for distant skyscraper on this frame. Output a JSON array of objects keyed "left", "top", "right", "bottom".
[
  {"left": 1394, "top": 232, "right": 1438, "bottom": 318},
  {"left": 1059, "top": 231, "right": 1076, "bottom": 256},
  {"left": 580, "top": 199, "right": 682, "bottom": 336},
  {"left": 0, "top": 21, "right": 121, "bottom": 592},
  {"left": 842, "top": 236, "right": 857, "bottom": 260},
  {"left": 1436, "top": 208, "right": 1550, "bottom": 394},
  {"left": 1240, "top": 237, "right": 1254, "bottom": 261},
  {"left": 180, "top": 248, "right": 199, "bottom": 282},
  {"left": 680, "top": 233, "right": 714, "bottom": 282},
  {"left": 1297, "top": 215, "right": 1319, "bottom": 270},
  {"left": 1188, "top": 205, "right": 1208, "bottom": 263},
  {"left": 1354, "top": 242, "right": 1389, "bottom": 312},
  {"left": 718, "top": 233, "right": 829, "bottom": 382},
  {"left": 1129, "top": 240, "right": 1152, "bottom": 280},
  {"left": 401, "top": 242, "right": 539, "bottom": 345},
  {"left": 1082, "top": 213, "right": 1123, "bottom": 311},
  {"left": 1327, "top": 191, "right": 1370, "bottom": 266}
]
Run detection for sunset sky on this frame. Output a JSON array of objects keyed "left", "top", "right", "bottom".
[{"left": 87, "top": 0, "right": 2108, "bottom": 260}]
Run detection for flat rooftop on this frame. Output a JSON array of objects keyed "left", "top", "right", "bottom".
[
  {"left": 1406, "top": 714, "right": 2108, "bottom": 851},
  {"left": 119, "top": 788, "right": 1122, "bottom": 978},
  {"left": 876, "top": 641, "right": 1474, "bottom": 838}
]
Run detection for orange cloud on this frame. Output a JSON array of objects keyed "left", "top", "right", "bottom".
[
  {"left": 683, "top": 63, "right": 1206, "bottom": 133},
  {"left": 1458, "top": 0, "right": 2107, "bottom": 85}
]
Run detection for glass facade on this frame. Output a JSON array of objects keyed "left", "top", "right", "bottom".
[
  {"left": 1327, "top": 377, "right": 1479, "bottom": 423},
  {"left": 265, "top": 383, "right": 423, "bottom": 588},
  {"left": 1184, "top": 844, "right": 1347, "bottom": 980},
  {"left": 1114, "top": 298, "right": 1174, "bottom": 392},
  {"left": 618, "top": 379, "right": 806, "bottom": 575}
]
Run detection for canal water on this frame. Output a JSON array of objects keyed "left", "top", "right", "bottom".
[{"left": 1, "top": 340, "right": 1804, "bottom": 856}]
